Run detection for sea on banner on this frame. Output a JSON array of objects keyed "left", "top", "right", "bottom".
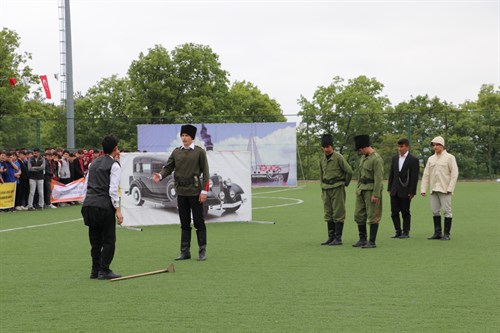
[
  {"left": 51, "top": 178, "right": 86, "bottom": 203},
  {"left": 0, "top": 182, "right": 16, "bottom": 209}
]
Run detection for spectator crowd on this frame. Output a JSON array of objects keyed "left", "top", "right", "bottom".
[{"left": 0, "top": 147, "right": 104, "bottom": 212}]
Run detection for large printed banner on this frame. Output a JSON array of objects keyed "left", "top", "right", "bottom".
[
  {"left": 119, "top": 151, "right": 252, "bottom": 227},
  {"left": 51, "top": 178, "right": 86, "bottom": 203},
  {"left": 0, "top": 182, "right": 16, "bottom": 209},
  {"left": 137, "top": 122, "right": 297, "bottom": 187}
]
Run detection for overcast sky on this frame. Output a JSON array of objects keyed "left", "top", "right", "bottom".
[{"left": 1, "top": 0, "right": 498, "bottom": 122}]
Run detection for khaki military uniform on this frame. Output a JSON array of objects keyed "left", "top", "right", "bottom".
[
  {"left": 320, "top": 152, "right": 353, "bottom": 223},
  {"left": 355, "top": 151, "right": 384, "bottom": 225}
]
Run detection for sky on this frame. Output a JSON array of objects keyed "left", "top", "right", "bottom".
[{"left": 1, "top": 0, "right": 498, "bottom": 123}]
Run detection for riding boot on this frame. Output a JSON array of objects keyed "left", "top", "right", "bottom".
[
  {"left": 321, "top": 221, "right": 335, "bottom": 245},
  {"left": 352, "top": 224, "right": 368, "bottom": 247},
  {"left": 391, "top": 215, "right": 402, "bottom": 238},
  {"left": 196, "top": 229, "right": 207, "bottom": 261},
  {"left": 175, "top": 228, "right": 191, "bottom": 260},
  {"left": 442, "top": 217, "right": 452, "bottom": 240},
  {"left": 329, "top": 222, "right": 344, "bottom": 246},
  {"left": 362, "top": 223, "right": 379, "bottom": 248},
  {"left": 427, "top": 216, "right": 442, "bottom": 240}
]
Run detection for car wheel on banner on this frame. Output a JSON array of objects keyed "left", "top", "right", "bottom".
[{"left": 131, "top": 186, "right": 144, "bottom": 206}]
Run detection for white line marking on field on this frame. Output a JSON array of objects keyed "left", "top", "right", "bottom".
[
  {"left": 252, "top": 196, "right": 304, "bottom": 210},
  {"left": 0, "top": 218, "right": 82, "bottom": 233},
  {"left": 255, "top": 186, "right": 305, "bottom": 195}
]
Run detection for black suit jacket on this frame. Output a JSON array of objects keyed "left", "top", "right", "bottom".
[{"left": 387, "top": 153, "right": 419, "bottom": 198}]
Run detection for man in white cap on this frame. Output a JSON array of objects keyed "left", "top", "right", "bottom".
[{"left": 420, "top": 136, "right": 459, "bottom": 240}]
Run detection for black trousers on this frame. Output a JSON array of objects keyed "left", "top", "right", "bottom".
[
  {"left": 43, "top": 177, "right": 52, "bottom": 206},
  {"left": 390, "top": 195, "right": 412, "bottom": 231},
  {"left": 177, "top": 195, "right": 205, "bottom": 231},
  {"left": 81, "top": 206, "right": 116, "bottom": 273}
]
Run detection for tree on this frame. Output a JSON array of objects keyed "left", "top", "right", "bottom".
[
  {"left": 226, "top": 81, "right": 285, "bottom": 122},
  {"left": 460, "top": 84, "right": 500, "bottom": 178},
  {"left": 297, "top": 76, "right": 391, "bottom": 179},
  {"left": 74, "top": 75, "right": 140, "bottom": 150},
  {"left": 0, "top": 28, "right": 36, "bottom": 147},
  {"left": 128, "top": 43, "right": 230, "bottom": 124}
]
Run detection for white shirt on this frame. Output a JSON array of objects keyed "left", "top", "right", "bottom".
[{"left": 398, "top": 152, "right": 408, "bottom": 172}]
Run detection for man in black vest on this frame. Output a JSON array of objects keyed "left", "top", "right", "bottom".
[
  {"left": 81, "top": 135, "right": 123, "bottom": 280},
  {"left": 387, "top": 138, "right": 420, "bottom": 238}
]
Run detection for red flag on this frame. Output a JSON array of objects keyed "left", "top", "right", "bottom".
[
  {"left": 40, "top": 75, "right": 51, "bottom": 99},
  {"left": 8, "top": 78, "right": 16, "bottom": 87}
]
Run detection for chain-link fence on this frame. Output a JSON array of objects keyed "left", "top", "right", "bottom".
[{"left": 1, "top": 110, "right": 499, "bottom": 179}]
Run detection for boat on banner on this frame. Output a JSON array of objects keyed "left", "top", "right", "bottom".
[{"left": 247, "top": 135, "right": 290, "bottom": 186}]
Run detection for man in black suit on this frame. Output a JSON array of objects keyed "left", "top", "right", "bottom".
[{"left": 387, "top": 138, "right": 420, "bottom": 238}]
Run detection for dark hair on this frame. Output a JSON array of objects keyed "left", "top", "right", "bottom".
[
  {"left": 102, "top": 135, "right": 119, "bottom": 154},
  {"left": 397, "top": 138, "right": 410, "bottom": 146},
  {"left": 33, "top": 148, "right": 40, "bottom": 152},
  {"left": 63, "top": 150, "right": 70, "bottom": 155}
]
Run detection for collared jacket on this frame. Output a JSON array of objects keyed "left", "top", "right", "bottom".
[
  {"left": 319, "top": 152, "right": 353, "bottom": 190},
  {"left": 420, "top": 150, "right": 459, "bottom": 194},
  {"left": 160, "top": 145, "right": 210, "bottom": 197},
  {"left": 356, "top": 151, "right": 384, "bottom": 197}
]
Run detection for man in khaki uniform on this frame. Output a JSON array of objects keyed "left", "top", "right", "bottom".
[
  {"left": 153, "top": 125, "right": 210, "bottom": 261},
  {"left": 420, "top": 136, "right": 459, "bottom": 240},
  {"left": 353, "top": 135, "right": 384, "bottom": 249},
  {"left": 319, "top": 134, "right": 353, "bottom": 246}
]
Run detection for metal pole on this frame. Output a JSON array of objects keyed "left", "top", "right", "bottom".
[{"left": 65, "top": 0, "right": 75, "bottom": 150}]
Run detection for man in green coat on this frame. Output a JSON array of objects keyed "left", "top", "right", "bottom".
[
  {"left": 352, "top": 135, "right": 384, "bottom": 249},
  {"left": 153, "top": 124, "right": 210, "bottom": 261},
  {"left": 319, "top": 134, "right": 353, "bottom": 246}
]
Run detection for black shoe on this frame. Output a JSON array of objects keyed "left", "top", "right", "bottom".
[
  {"left": 90, "top": 271, "right": 98, "bottom": 279},
  {"left": 97, "top": 271, "right": 122, "bottom": 280},
  {"left": 175, "top": 253, "right": 191, "bottom": 261},
  {"left": 399, "top": 234, "right": 410, "bottom": 239},
  {"left": 361, "top": 241, "right": 377, "bottom": 248},
  {"left": 427, "top": 233, "right": 442, "bottom": 240},
  {"left": 442, "top": 234, "right": 451, "bottom": 240},
  {"left": 321, "top": 238, "right": 334, "bottom": 245},
  {"left": 329, "top": 239, "right": 343, "bottom": 246},
  {"left": 391, "top": 233, "right": 402, "bottom": 238},
  {"left": 352, "top": 240, "right": 368, "bottom": 247}
]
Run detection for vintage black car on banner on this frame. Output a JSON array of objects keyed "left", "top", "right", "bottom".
[{"left": 126, "top": 155, "right": 245, "bottom": 217}]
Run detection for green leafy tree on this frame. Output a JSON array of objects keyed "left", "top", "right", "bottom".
[
  {"left": 0, "top": 29, "right": 32, "bottom": 148},
  {"left": 74, "top": 75, "right": 140, "bottom": 151},
  {"left": 226, "top": 81, "right": 285, "bottom": 122},
  {"left": 128, "top": 43, "right": 230, "bottom": 124},
  {"left": 297, "top": 76, "right": 391, "bottom": 179},
  {"left": 460, "top": 84, "right": 500, "bottom": 178}
]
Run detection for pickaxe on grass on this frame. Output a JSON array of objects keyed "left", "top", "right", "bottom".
[{"left": 110, "top": 264, "right": 175, "bottom": 282}]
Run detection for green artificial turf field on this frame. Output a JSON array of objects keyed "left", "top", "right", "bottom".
[{"left": 1, "top": 181, "right": 499, "bottom": 332}]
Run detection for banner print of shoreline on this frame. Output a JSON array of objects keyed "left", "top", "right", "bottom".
[{"left": 137, "top": 122, "right": 297, "bottom": 187}]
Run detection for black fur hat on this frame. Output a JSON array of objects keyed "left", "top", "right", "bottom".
[
  {"left": 180, "top": 124, "right": 197, "bottom": 140},
  {"left": 321, "top": 134, "right": 333, "bottom": 147},
  {"left": 354, "top": 135, "right": 371, "bottom": 150}
]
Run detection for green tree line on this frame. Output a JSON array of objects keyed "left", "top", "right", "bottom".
[{"left": 1, "top": 28, "right": 499, "bottom": 179}]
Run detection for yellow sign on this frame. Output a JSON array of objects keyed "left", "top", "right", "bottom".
[{"left": 0, "top": 182, "right": 16, "bottom": 209}]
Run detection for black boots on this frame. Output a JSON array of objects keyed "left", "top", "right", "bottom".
[
  {"left": 362, "top": 224, "right": 379, "bottom": 248},
  {"left": 196, "top": 229, "right": 207, "bottom": 261},
  {"left": 428, "top": 216, "right": 443, "bottom": 240},
  {"left": 175, "top": 228, "right": 192, "bottom": 260},
  {"left": 442, "top": 217, "right": 452, "bottom": 240},
  {"left": 321, "top": 222, "right": 335, "bottom": 245},
  {"left": 352, "top": 224, "right": 368, "bottom": 247},
  {"left": 329, "top": 223, "right": 344, "bottom": 246}
]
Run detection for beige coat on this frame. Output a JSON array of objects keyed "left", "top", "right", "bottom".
[{"left": 421, "top": 150, "right": 459, "bottom": 194}]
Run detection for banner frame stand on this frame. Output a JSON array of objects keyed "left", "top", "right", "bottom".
[{"left": 245, "top": 220, "right": 275, "bottom": 225}]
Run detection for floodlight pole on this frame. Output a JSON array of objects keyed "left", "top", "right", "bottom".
[{"left": 65, "top": 0, "right": 75, "bottom": 150}]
